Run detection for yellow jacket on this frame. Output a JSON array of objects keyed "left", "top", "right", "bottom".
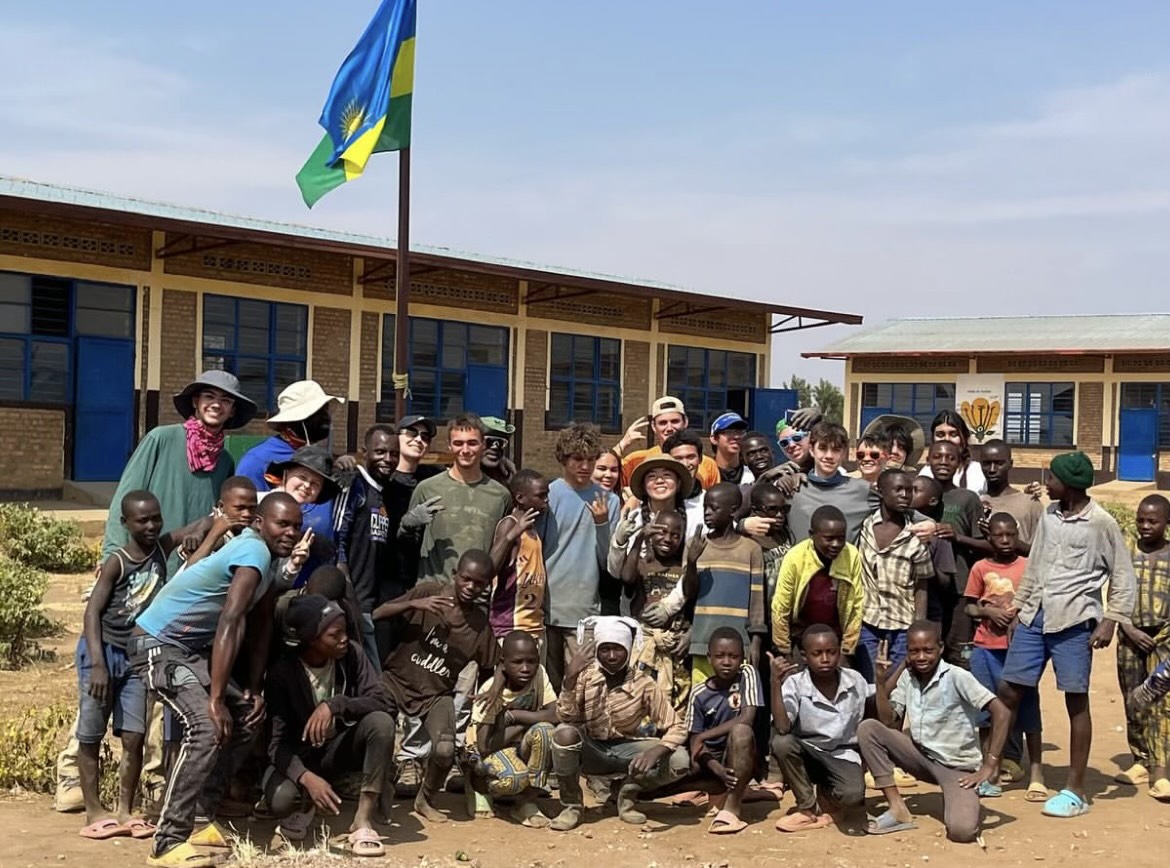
[{"left": 771, "top": 538, "right": 864, "bottom": 655}]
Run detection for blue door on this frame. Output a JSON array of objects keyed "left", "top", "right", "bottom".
[
  {"left": 73, "top": 337, "right": 136, "bottom": 482},
  {"left": 465, "top": 364, "right": 507, "bottom": 419},
  {"left": 749, "top": 388, "right": 799, "bottom": 438},
  {"left": 1118, "top": 407, "right": 1157, "bottom": 482}
]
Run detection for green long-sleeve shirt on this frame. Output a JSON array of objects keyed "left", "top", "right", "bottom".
[{"left": 102, "top": 424, "right": 235, "bottom": 573}]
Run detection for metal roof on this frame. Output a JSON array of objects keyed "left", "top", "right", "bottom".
[
  {"left": 804, "top": 314, "right": 1170, "bottom": 357},
  {"left": 0, "top": 175, "right": 861, "bottom": 332}
]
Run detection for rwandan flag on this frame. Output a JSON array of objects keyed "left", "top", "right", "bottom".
[{"left": 296, "top": 0, "right": 416, "bottom": 208}]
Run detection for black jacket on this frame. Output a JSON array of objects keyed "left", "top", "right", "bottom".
[{"left": 267, "top": 644, "right": 392, "bottom": 783}]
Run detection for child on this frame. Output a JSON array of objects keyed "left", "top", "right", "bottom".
[
  {"left": 374, "top": 550, "right": 501, "bottom": 823},
  {"left": 77, "top": 491, "right": 220, "bottom": 841},
  {"left": 911, "top": 476, "right": 957, "bottom": 627},
  {"left": 851, "top": 431, "right": 891, "bottom": 487},
  {"left": 963, "top": 513, "right": 1045, "bottom": 799},
  {"left": 787, "top": 422, "right": 875, "bottom": 544},
  {"left": 681, "top": 483, "right": 767, "bottom": 679},
  {"left": 489, "top": 470, "right": 550, "bottom": 646},
  {"left": 550, "top": 616, "right": 689, "bottom": 831},
  {"left": 1115, "top": 493, "right": 1170, "bottom": 800},
  {"left": 771, "top": 505, "right": 863, "bottom": 662},
  {"left": 622, "top": 510, "right": 691, "bottom": 713},
  {"left": 274, "top": 565, "right": 363, "bottom": 650},
  {"left": 467, "top": 630, "right": 558, "bottom": 826},
  {"left": 859, "top": 621, "right": 1011, "bottom": 842},
  {"left": 856, "top": 469, "right": 934, "bottom": 682},
  {"left": 687, "top": 628, "right": 762, "bottom": 835},
  {"left": 265, "top": 595, "right": 394, "bottom": 856},
  {"left": 748, "top": 484, "right": 794, "bottom": 608},
  {"left": 770, "top": 626, "right": 869, "bottom": 832},
  {"left": 177, "top": 476, "right": 259, "bottom": 569},
  {"left": 592, "top": 450, "right": 628, "bottom": 615},
  {"left": 926, "top": 440, "right": 991, "bottom": 666},
  {"left": 1129, "top": 660, "right": 1170, "bottom": 715},
  {"left": 999, "top": 451, "right": 1136, "bottom": 819}
]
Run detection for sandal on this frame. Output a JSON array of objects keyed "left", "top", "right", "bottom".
[
  {"left": 187, "top": 822, "right": 231, "bottom": 848},
  {"left": 1149, "top": 778, "right": 1170, "bottom": 802},
  {"left": 1042, "top": 789, "right": 1090, "bottom": 818},
  {"left": 347, "top": 827, "right": 385, "bottom": 858},
  {"left": 146, "top": 843, "right": 216, "bottom": 868},
  {"left": 708, "top": 809, "right": 748, "bottom": 835},
  {"left": 510, "top": 800, "right": 551, "bottom": 828},
  {"left": 80, "top": 818, "right": 130, "bottom": 840},
  {"left": 866, "top": 810, "right": 918, "bottom": 835},
  {"left": 124, "top": 817, "right": 157, "bottom": 839},
  {"left": 976, "top": 781, "right": 1003, "bottom": 798},
  {"left": 776, "top": 810, "right": 831, "bottom": 833},
  {"left": 1024, "top": 783, "right": 1051, "bottom": 803},
  {"left": 1114, "top": 764, "right": 1149, "bottom": 786}
]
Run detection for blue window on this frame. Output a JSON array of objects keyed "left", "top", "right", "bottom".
[
  {"left": 1121, "top": 383, "right": 1170, "bottom": 448},
  {"left": 378, "top": 315, "right": 509, "bottom": 421},
  {"left": 860, "top": 382, "right": 956, "bottom": 433},
  {"left": 202, "top": 295, "right": 307, "bottom": 413},
  {"left": 1004, "top": 382, "right": 1074, "bottom": 447},
  {"left": 548, "top": 334, "right": 621, "bottom": 432},
  {"left": 667, "top": 346, "right": 757, "bottom": 432}
]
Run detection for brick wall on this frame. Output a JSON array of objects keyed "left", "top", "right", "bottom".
[
  {"left": 1077, "top": 382, "right": 1104, "bottom": 465},
  {"left": 357, "top": 312, "right": 380, "bottom": 437},
  {"left": 0, "top": 408, "right": 65, "bottom": 496},
  {"left": 161, "top": 235, "right": 352, "bottom": 296},
  {"left": 622, "top": 340, "right": 651, "bottom": 426},
  {"left": 0, "top": 208, "right": 151, "bottom": 270},
  {"left": 529, "top": 290, "right": 651, "bottom": 331},
  {"left": 138, "top": 286, "right": 150, "bottom": 438},
  {"left": 520, "top": 329, "right": 558, "bottom": 474},
  {"left": 977, "top": 354, "right": 1105, "bottom": 374},
  {"left": 659, "top": 308, "right": 768, "bottom": 344},
  {"left": 310, "top": 307, "right": 351, "bottom": 399},
  {"left": 852, "top": 356, "right": 969, "bottom": 374},
  {"left": 159, "top": 289, "right": 197, "bottom": 425}
]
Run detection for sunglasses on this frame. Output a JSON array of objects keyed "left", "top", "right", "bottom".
[
  {"left": 856, "top": 449, "right": 884, "bottom": 460},
  {"left": 403, "top": 428, "right": 433, "bottom": 444},
  {"left": 777, "top": 433, "right": 805, "bottom": 449},
  {"left": 485, "top": 436, "right": 510, "bottom": 451}
]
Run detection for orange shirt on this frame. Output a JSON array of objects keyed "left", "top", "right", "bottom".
[{"left": 622, "top": 446, "right": 720, "bottom": 491}]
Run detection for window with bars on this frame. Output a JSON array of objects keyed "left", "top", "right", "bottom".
[
  {"left": 548, "top": 333, "right": 621, "bottom": 432},
  {"left": 1004, "top": 382, "right": 1075, "bottom": 447},
  {"left": 1120, "top": 382, "right": 1170, "bottom": 448},
  {"left": 860, "top": 382, "right": 956, "bottom": 433},
  {"left": 201, "top": 295, "right": 307, "bottom": 413},
  {"left": 666, "top": 346, "right": 756, "bottom": 432}
]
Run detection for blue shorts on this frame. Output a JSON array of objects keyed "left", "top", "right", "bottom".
[
  {"left": 969, "top": 645, "right": 1042, "bottom": 733},
  {"left": 75, "top": 637, "right": 147, "bottom": 742},
  {"left": 855, "top": 624, "right": 908, "bottom": 684},
  {"left": 1001, "top": 608, "right": 1093, "bottom": 694}
]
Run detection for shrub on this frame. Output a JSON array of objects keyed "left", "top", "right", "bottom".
[
  {"left": 0, "top": 503, "right": 97, "bottom": 573},
  {"left": 0, "top": 554, "right": 59, "bottom": 668},
  {"left": 0, "top": 703, "right": 117, "bottom": 802},
  {"left": 1100, "top": 500, "right": 1137, "bottom": 542}
]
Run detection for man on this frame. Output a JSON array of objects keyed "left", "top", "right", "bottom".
[
  {"left": 979, "top": 439, "right": 1043, "bottom": 554},
  {"left": 710, "top": 412, "right": 753, "bottom": 485},
  {"left": 616, "top": 396, "right": 721, "bottom": 490},
  {"left": 127, "top": 494, "right": 306, "bottom": 868},
  {"left": 480, "top": 416, "right": 517, "bottom": 486},
  {"left": 236, "top": 380, "right": 345, "bottom": 493}
]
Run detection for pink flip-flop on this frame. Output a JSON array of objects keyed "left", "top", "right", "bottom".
[
  {"left": 708, "top": 809, "right": 748, "bottom": 835},
  {"left": 80, "top": 818, "right": 130, "bottom": 840},
  {"left": 124, "top": 818, "right": 156, "bottom": 839}
]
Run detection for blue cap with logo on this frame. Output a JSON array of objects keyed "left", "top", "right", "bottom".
[{"left": 710, "top": 412, "right": 748, "bottom": 436}]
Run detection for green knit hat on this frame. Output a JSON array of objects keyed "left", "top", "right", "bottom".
[{"left": 1050, "top": 451, "right": 1094, "bottom": 489}]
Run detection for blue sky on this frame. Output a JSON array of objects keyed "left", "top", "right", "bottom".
[{"left": 2, "top": 1, "right": 1167, "bottom": 383}]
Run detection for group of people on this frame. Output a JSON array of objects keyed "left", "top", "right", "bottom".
[{"left": 59, "top": 371, "right": 1170, "bottom": 865}]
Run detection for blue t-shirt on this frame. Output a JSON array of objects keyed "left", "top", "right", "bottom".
[
  {"left": 686, "top": 664, "right": 763, "bottom": 753},
  {"left": 540, "top": 479, "right": 619, "bottom": 628},
  {"left": 136, "top": 528, "right": 275, "bottom": 652}
]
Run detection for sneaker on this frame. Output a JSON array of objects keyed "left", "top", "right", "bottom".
[
  {"left": 53, "top": 777, "right": 84, "bottom": 813},
  {"left": 395, "top": 759, "right": 421, "bottom": 798}
]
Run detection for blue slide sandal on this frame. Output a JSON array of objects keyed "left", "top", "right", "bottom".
[{"left": 1042, "top": 789, "right": 1090, "bottom": 818}]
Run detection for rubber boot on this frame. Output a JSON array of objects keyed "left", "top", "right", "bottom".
[
  {"left": 616, "top": 782, "right": 647, "bottom": 825},
  {"left": 550, "top": 743, "right": 584, "bottom": 832}
]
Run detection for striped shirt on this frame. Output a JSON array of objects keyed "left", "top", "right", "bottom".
[
  {"left": 556, "top": 661, "right": 687, "bottom": 748},
  {"left": 690, "top": 534, "right": 766, "bottom": 656},
  {"left": 857, "top": 511, "right": 934, "bottom": 630},
  {"left": 1130, "top": 538, "right": 1170, "bottom": 629}
]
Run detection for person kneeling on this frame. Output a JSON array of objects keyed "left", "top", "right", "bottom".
[
  {"left": 265, "top": 595, "right": 394, "bottom": 857},
  {"left": 688, "top": 628, "right": 762, "bottom": 835},
  {"left": 550, "top": 616, "right": 689, "bottom": 831},
  {"left": 858, "top": 620, "right": 1009, "bottom": 842},
  {"left": 468, "top": 631, "right": 558, "bottom": 826},
  {"left": 770, "top": 625, "right": 869, "bottom": 833}
]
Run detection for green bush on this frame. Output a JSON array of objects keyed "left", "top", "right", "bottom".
[
  {"left": 1100, "top": 500, "right": 1137, "bottom": 542},
  {"left": 0, "top": 503, "right": 97, "bottom": 573},
  {"left": 0, "top": 703, "right": 117, "bottom": 802},
  {"left": 0, "top": 554, "right": 59, "bottom": 668}
]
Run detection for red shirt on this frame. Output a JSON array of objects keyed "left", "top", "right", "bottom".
[
  {"left": 964, "top": 556, "right": 1028, "bottom": 650},
  {"left": 797, "top": 569, "right": 841, "bottom": 636}
]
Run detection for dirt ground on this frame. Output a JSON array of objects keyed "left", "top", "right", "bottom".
[{"left": 2, "top": 555, "right": 1169, "bottom": 868}]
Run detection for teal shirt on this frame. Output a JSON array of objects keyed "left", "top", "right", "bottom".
[{"left": 102, "top": 424, "right": 235, "bottom": 573}]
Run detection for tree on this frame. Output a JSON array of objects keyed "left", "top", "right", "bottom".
[
  {"left": 813, "top": 379, "right": 845, "bottom": 424},
  {"left": 782, "top": 376, "right": 812, "bottom": 408}
]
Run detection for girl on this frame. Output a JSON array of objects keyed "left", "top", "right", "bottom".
[
  {"left": 918, "top": 410, "right": 986, "bottom": 494},
  {"left": 265, "top": 445, "right": 341, "bottom": 586},
  {"left": 608, "top": 456, "right": 691, "bottom": 576}
]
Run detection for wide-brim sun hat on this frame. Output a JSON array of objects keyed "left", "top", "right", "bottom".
[
  {"left": 173, "top": 370, "right": 258, "bottom": 430},
  {"left": 629, "top": 455, "right": 688, "bottom": 502},
  {"left": 266, "top": 445, "right": 340, "bottom": 503},
  {"left": 862, "top": 413, "right": 926, "bottom": 467},
  {"left": 267, "top": 380, "right": 344, "bottom": 426}
]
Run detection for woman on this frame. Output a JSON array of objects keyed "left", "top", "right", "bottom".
[
  {"left": 593, "top": 449, "right": 628, "bottom": 616},
  {"left": 608, "top": 456, "right": 694, "bottom": 577},
  {"left": 851, "top": 433, "right": 890, "bottom": 486},
  {"left": 265, "top": 445, "right": 341, "bottom": 586},
  {"left": 776, "top": 423, "right": 811, "bottom": 469},
  {"left": 918, "top": 410, "right": 986, "bottom": 494}
]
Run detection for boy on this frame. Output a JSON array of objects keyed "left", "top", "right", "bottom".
[
  {"left": 770, "top": 626, "right": 869, "bottom": 832},
  {"left": 265, "top": 595, "right": 394, "bottom": 856},
  {"left": 617, "top": 396, "right": 722, "bottom": 491},
  {"left": 688, "top": 628, "right": 762, "bottom": 835},
  {"left": 859, "top": 621, "right": 1011, "bottom": 842},
  {"left": 374, "top": 550, "right": 501, "bottom": 823},
  {"left": 927, "top": 440, "right": 991, "bottom": 665},
  {"left": 999, "top": 451, "right": 1136, "bottom": 819},
  {"left": 787, "top": 422, "right": 875, "bottom": 544},
  {"left": 911, "top": 476, "right": 957, "bottom": 627},
  {"left": 468, "top": 630, "right": 558, "bottom": 826},
  {"left": 177, "top": 476, "right": 259, "bottom": 569},
  {"left": 771, "top": 505, "right": 863, "bottom": 662},
  {"left": 710, "top": 412, "right": 752, "bottom": 485},
  {"left": 489, "top": 470, "right": 550, "bottom": 648},
  {"left": 77, "top": 491, "right": 221, "bottom": 841},
  {"left": 979, "top": 440, "right": 1043, "bottom": 553},
  {"left": 550, "top": 616, "right": 689, "bottom": 831},
  {"left": 964, "top": 513, "right": 1045, "bottom": 799},
  {"left": 333, "top": 423, "right": 400, "bottom": 667},
  {"left": 1114, "top": 493, "right": 1170, "bottom": 798},
  {"left": 681, "top": 483, "right": 767, "bottom": 678},
  {"left": 664, "top": 428, "right": 708, "bottom": 531},
  {"left": 741, "top": 432, "right": 776, "bottom": 480},
  {"left": 541, "top": 423, "right": 620, "bottom": 691},
  {"left": 856, "top": 469, "right": 934, "bottom": 681}
]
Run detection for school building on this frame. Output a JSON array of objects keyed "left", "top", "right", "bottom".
[
  {"left": 0, "top": 176, "right": 860, "bottom": 500},
  {"left": 806, "top": 315, "right": 1170, "bottom": 488}
]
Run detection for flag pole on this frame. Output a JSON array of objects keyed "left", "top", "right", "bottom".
[{"left": 393, "top": 146, "right": 411, "bottom": 420}]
